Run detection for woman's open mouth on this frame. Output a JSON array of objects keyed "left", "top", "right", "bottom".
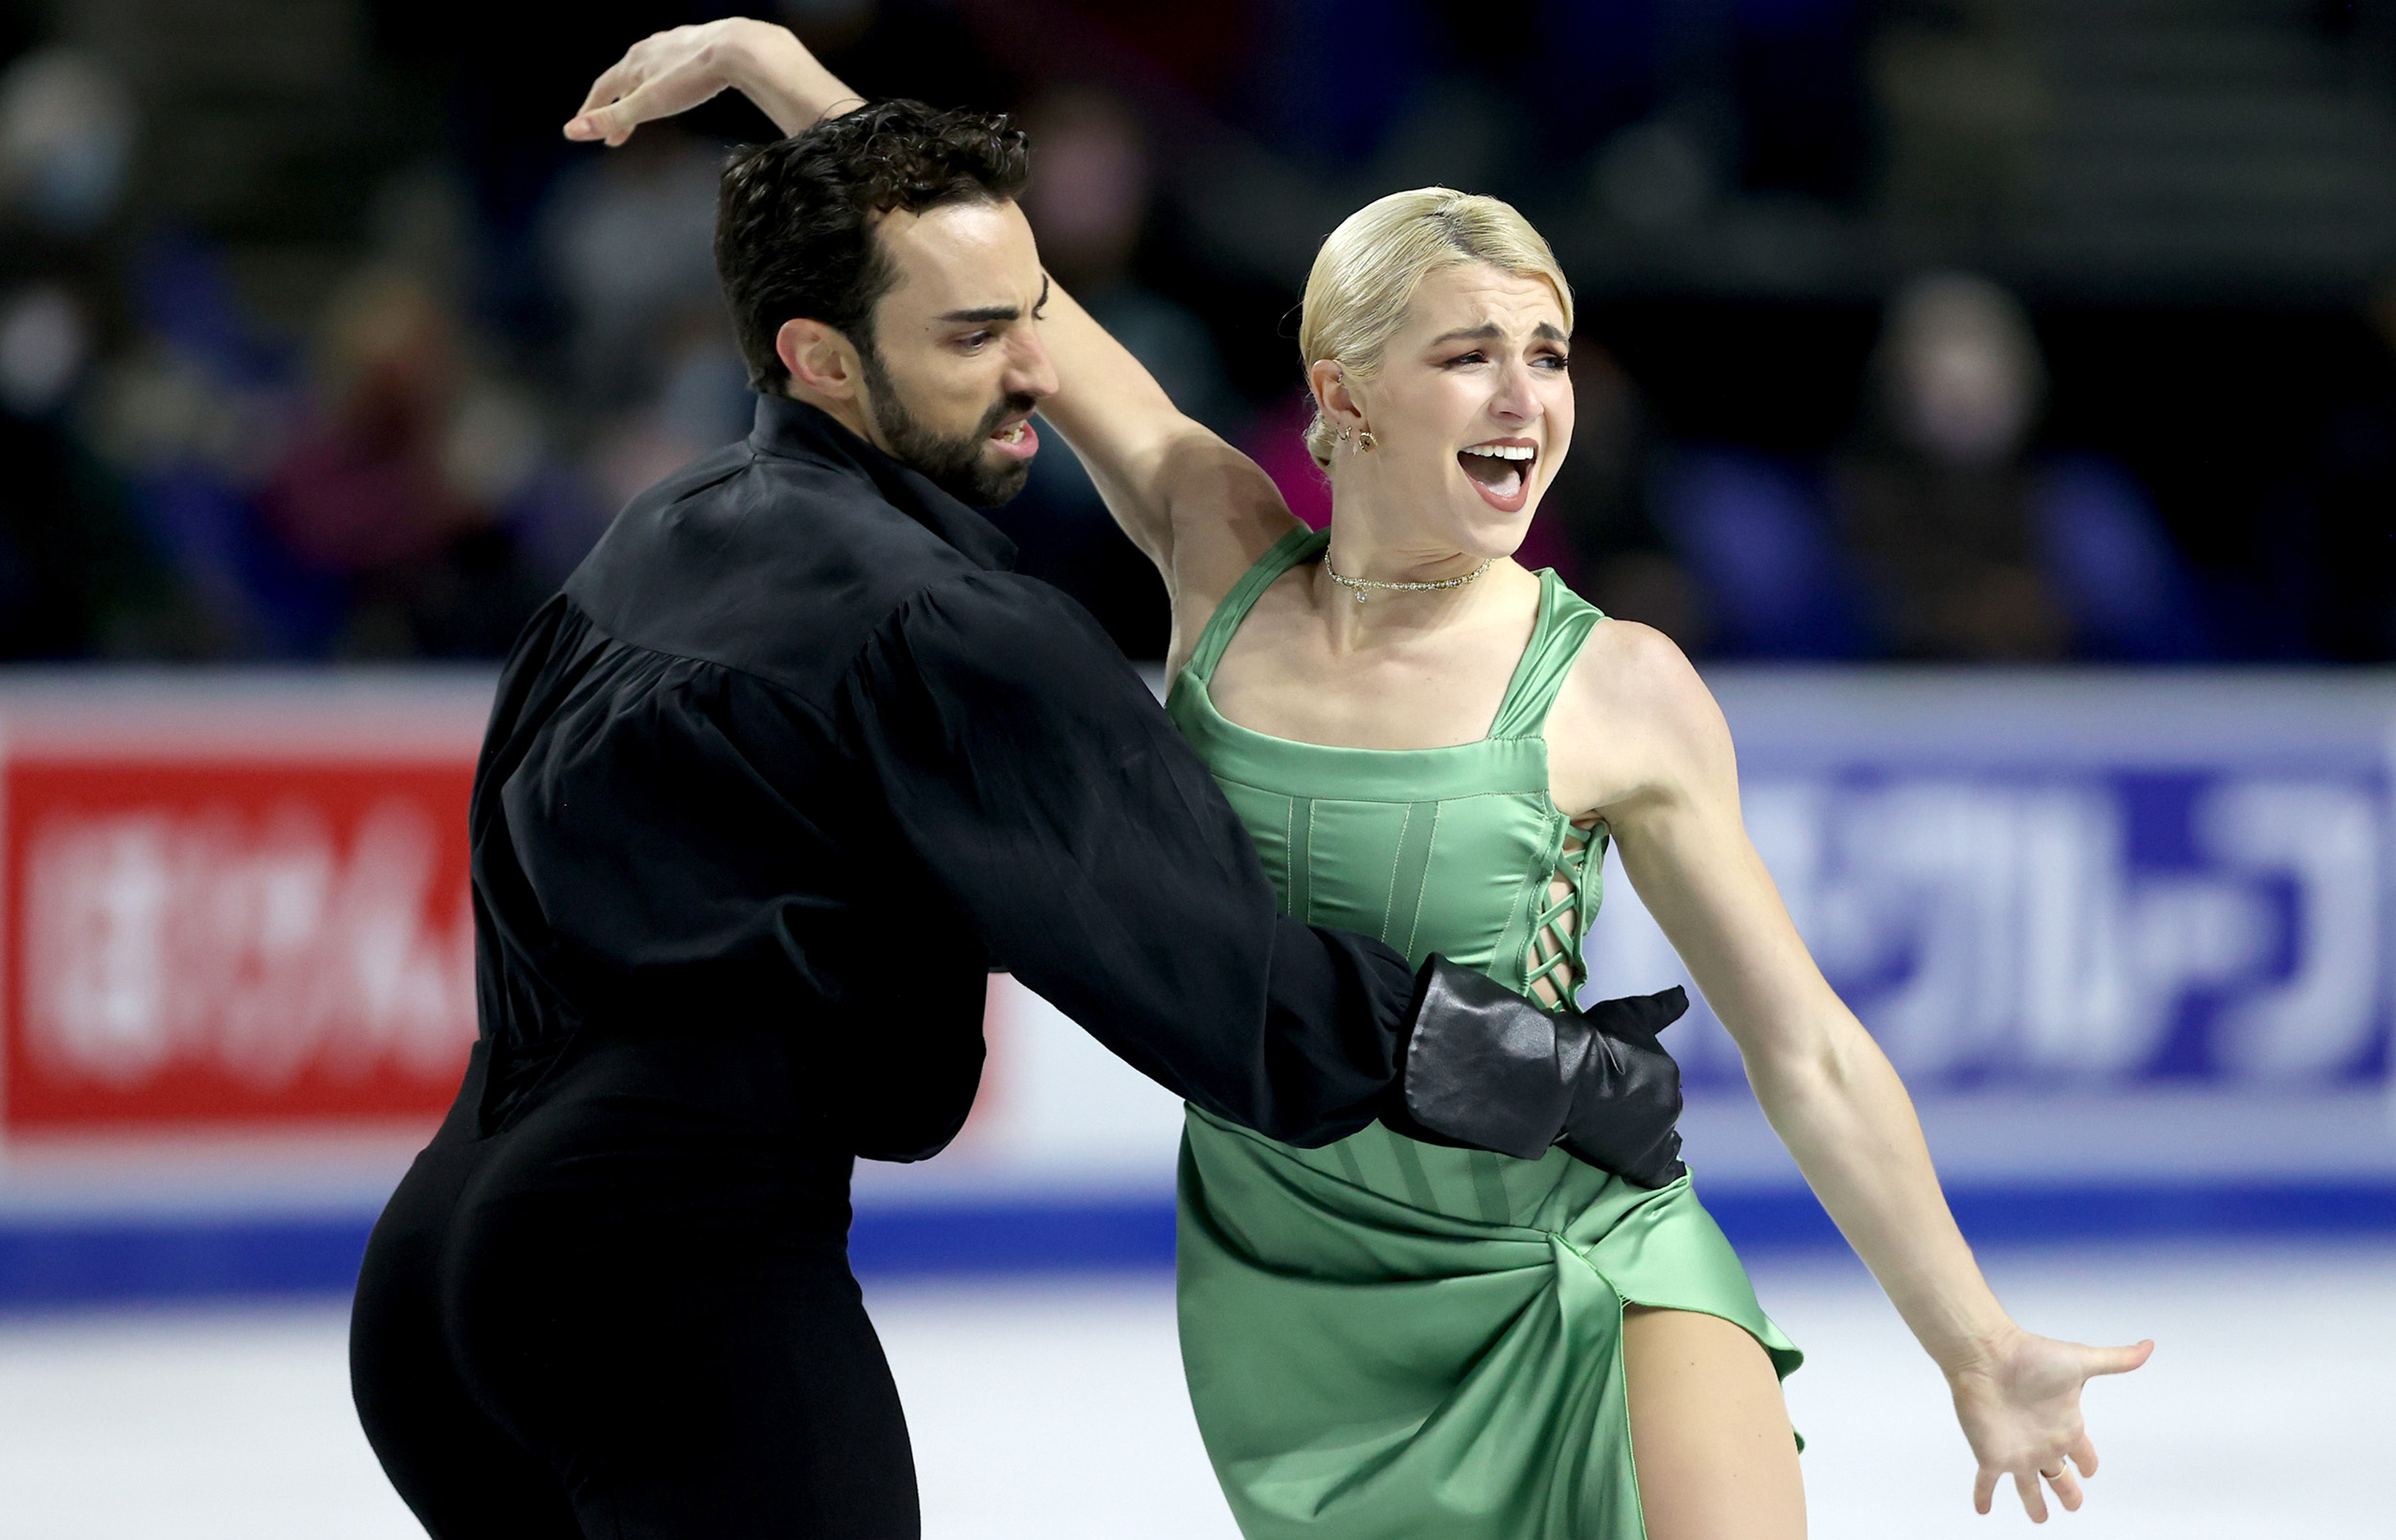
[
  {"left": 989, "top": 417, "right": 1039, "bottom": 461},
  {"left": 1458, "top": 440, "right": 1536, "bottom": 513}
]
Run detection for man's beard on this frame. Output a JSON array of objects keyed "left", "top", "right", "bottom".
[{"left": 859, "top": 349, "right": 1037, "bottom": 508}]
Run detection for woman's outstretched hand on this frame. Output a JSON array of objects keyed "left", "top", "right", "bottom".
[
  {"left": 563, "top": 18, "right": 850, "bottom": 147},
  {"left": 1947, "top": 1326, "right": 2153, "bottom": 1522}
]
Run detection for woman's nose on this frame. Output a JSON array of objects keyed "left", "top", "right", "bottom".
[{"left": 1488, "top": 359, "right": 1539, "bottom": 422}]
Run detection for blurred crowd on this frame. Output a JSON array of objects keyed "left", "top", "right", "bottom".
[{"left": 3, "top": 0, "right": 2395, "bottom": 664}]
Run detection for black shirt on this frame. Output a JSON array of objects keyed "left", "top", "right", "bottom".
[{"left": 468, "top": 394, "right": 1418, "bottom": 1161}]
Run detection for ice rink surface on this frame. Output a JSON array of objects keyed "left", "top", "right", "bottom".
[{"left": 0, "top": 1241, "right": 2386, "bottom": 1539}]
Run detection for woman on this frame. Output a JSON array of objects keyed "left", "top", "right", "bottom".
[{"left": 569, "top": 22, "right": 2151, "bottom": 1537}]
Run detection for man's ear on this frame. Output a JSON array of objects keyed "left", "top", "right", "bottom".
[{"left": 777, "top": 318, "right": 864, "bottom": 401}]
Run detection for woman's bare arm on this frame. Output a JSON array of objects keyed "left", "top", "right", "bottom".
[
  {"left": 1036, "top": 289, "right": 1300, "bottom": 660},
  {"left": 1563, "top": 623, "right": 2152, "bottom": 1521},
  {"left": 568, "top": 18, "right": 1297, "bottom": 660},
  {"left": 566, "top": 18, "right": 846, "bottom": 142}
]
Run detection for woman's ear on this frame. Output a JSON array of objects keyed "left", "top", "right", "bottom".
[
  {"left": 1308, "top": 357, "right": 1365, "bottom": 431},
  {"left": 777, "top": 317, "right": 864, "bottom": 402}
]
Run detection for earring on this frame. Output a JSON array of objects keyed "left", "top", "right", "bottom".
[
  {"left": 1356, "top": 429, "right": 1378, "bottom": 451},
  {"left": 1337, "top": 425, "right": 1354, "bottom": 444}
]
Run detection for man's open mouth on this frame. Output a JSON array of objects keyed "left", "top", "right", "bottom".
[
  {"left": 988, "top": 417, "right": 1038, "bottom": 460},
  {"left": 1458, "top": 441, "right": 1536, "bottom": 509}
]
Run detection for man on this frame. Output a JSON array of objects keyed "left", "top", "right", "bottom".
[{"left": 350, "top": 87, "right": 1685, "bottom": 1540}]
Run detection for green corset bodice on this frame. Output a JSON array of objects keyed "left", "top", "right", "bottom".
[{"left": 1166, "top": 525, "right": 1606, "bottom": 1000}]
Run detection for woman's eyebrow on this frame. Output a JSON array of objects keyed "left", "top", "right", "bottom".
[{"left": 1425, "top": 320, "right": 1569, "bottom": 346}]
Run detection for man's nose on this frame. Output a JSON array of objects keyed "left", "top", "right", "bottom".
[{"left": 1008, "top": 327, "right": 1061, "bottom": 401}]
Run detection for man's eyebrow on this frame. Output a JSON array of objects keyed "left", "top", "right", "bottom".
[
  {"left": 939, "top": 279, "right": 1049, "bottom": 327},
  {"left": 935, "top": 304, "right": 1022, "bottom": 325}
]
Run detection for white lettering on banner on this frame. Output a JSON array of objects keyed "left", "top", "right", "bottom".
[
  {"left": 23, "top": 799, "right": 475, "bottom": 1092},
  {"left": 1584, "top": 772, "right": 2388, "bottom": 1090},
  {"left": 2198, "top": 782, "right": 2382, "bottom": 1079}
]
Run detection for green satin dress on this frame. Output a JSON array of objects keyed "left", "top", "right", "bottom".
[{"left": 1168, "top": 527, "right": 1801, "bottom": 1540}]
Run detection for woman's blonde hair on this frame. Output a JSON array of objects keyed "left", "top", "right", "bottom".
[{"left": 1298, "top": 187, "right": 1574, "bottom": 468}]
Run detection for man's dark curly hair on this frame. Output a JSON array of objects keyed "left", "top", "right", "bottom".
[{"left": 715, "top": 99, "right": 1031, "bottom": 392}]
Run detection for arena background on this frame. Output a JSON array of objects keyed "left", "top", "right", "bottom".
[{"left": 1, "top": 2, "right": 2392, "bottom": 1536}]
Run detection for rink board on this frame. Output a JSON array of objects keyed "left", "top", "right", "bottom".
[{"left": 0, "top": 668, "right": 2391, "bottom": 1303}]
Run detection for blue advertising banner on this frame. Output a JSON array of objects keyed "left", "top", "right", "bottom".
[
  {"left": 1584, "top": 671, "right": 2396, "bottom": 1207},
  {"left": 4, "top": 670, "right": 2391, "bottom": 1300}
]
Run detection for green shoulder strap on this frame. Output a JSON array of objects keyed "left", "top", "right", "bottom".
[{"left": 1487, "top": 569, "right": 1607, "bottom": 740}]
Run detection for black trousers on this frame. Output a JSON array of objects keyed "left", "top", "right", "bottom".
[{"left": 350, "top": 1029, "right": 919, "bottom": 1539}]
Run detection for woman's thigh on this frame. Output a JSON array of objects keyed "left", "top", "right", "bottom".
[{"left": 1622, "top": 1304, "right": 1806, "bottom": 1540}]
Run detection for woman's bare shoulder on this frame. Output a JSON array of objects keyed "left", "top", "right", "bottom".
[
  {"left": 1552, "top": 618, "right": 1736, "bottom": 811},
  {"left": 1573, "top": 618, "right": 1715, "bottom": 716}
]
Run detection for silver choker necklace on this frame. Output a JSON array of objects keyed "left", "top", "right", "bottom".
[{"left": 1323, "top": 555, "right": 1495, "bottom": 603}]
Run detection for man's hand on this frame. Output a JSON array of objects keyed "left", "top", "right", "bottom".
[
  {"left": 1397, "top": 958, "right": 1689, "bottom": 1184},
  {"left": 1555, "top": 987, "right": 1689, "bottom": 1187},
  {"left": 564, "top": 18, "right": 856, "bottom": 147}
]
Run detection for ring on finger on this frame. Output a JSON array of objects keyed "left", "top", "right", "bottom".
[{"left": 2039, "top": 1466, "right": 2066, "bottom": 1482}]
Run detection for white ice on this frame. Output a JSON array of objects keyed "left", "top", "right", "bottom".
[{"left": 0, "top": 1242, "right": 2386, "bottom": 1540}]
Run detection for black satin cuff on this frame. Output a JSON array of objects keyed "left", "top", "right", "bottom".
[{"left": 1393, "top": 955, "right": 1572, "bottom": 1161}]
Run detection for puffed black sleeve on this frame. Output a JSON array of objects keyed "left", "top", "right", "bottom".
[{"left": 842, "top": 570, "right": 1417, "bottom": 1147}]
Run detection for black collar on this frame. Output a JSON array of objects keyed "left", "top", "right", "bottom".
[{"left": 748, "top": 393, "right": 1019, "bottom": 572}]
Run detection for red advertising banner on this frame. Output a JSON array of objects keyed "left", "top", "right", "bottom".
[{"left": 1, "top": 678, "right": 490, "bottom": 1135}]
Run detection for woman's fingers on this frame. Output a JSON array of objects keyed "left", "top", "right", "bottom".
[
  {"left": 2013, "top": 1466, "right": 2051, "bottom": 1523},
  {"left": 2088, "top": 1339, "right": 2154, "bottom": 1378},
  {"left": 2070, "top": 1433, "right": 2100, "bottom": 1478},
  {"left": 1972, "top": 1465, "right": 1998, "bottom": 1516},
  {"left": 575, "top": 55, "right": 643, "bottom": 122},
  {"left": 565, "top": 39, "right": 739, "bottom": 145},
  {"left": 565, "top": 27, "right": 714, "bottom": 144},
  {"left": 2044, "top": 1461, "right": 2085, "bottom": 1512},
  {"left": 585, "top": 87, "right": 658, "bottom": 148}
]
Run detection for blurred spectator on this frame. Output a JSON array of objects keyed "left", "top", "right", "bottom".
[
  {"left": 0, "top": 42, "right": 181, "bottom": 656},
  {"left": 542, "top": 125, "right": 726, "bottom": 412},
  {"left": 0, "top": 44, "right": 134, "bottom": 243},
  {"left": 82, "top": 236, "right": 323, "bottom": 656},
  {"left": 261, "top": 265, "right": 552, "bottom": 658},
  {"left": 1001, "top": 85, "right": 1236, "bottom": 657},
  {"left": 1832, "top": 273, "right": 2204, "bottom": 661},
  {"left": 1654, "top": 274, "right": 2204, "bottom": 662},
  {"left": 541, "top": 125, "right": 751, "bottom": 528},
  {"left": 0, "top": 279, "right": 193, "bottom": 658},
  {"left": 1837, "top": 271, "right": 2062, "bottom": 658}
]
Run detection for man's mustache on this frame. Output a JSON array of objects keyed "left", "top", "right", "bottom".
[{"left": 975, "top": 393, "right": 1042, "bottom": 440}]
